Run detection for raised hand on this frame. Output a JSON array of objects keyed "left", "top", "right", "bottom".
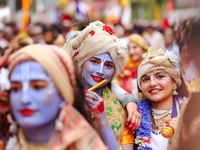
[{"left": 84, "top": 90, "right": 104, "bottom": 120}]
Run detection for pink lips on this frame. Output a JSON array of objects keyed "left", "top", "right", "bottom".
[
  {"left": 20, "top": 109, "right": 36, "bottom": 116},
  {"left": 91, "top": 75, "right": 104, "bottom": 82}
]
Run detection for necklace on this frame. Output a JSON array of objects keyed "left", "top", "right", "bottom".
[
  {"left": 151, "top": 107, "right": 172, "bottom": 116},
  {"left": 151, "top": 109, "right": 172, "bottom": 135},
  {"left": 18, "top": 128, "right": 47, "bottom": 150}
]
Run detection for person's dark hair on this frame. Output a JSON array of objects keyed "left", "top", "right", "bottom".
[
  {"left": 188, "top": 19, "right": 200, "bottom": 71},
  {"left": 179, "top": 38, "right": 188, "bottom": 53},
  {"left": 176, "top": 74, "right": 189, "bottom": 98},
  {"left": 18, "top": 42, "right": 30, "bottom": 49},
  {"left": 73, "top": 67, "right": 97, "bottom": 130},
  {"left": 0, "top": 47, "right": 5, "bottom": 56},
  {"left": 0, "top": 112, "right": 9, "bottom": 143}
]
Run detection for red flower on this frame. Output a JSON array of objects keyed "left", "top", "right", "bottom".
[
  {"left": 74, "top": 51, "right": 79, "bottom": 56},
  {"left": 89, "top": 30, "right": 95, "bottom": 36},
  {"left": 165, "top": 120, "right": 170, "bottom": 126},
  {"left": 180, "top": 102, "right": 184, "bottom": 108},
  {"left": 102, "top": 24, "right": 115, "bottom": 35}
]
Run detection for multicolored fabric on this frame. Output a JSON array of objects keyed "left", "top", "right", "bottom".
[
  {"left": 102, "top": 86, "right": 134, "bottom": 145},
  {"left": 128, "top": 34, "right": 149, "bottom": 51},
  {"left": 62, "top": 21, "right": 127, "bottom": 81},
  {"left": 50, "top": 105, "right": 108, "bottom": 150},
  {"left": 137, "top": 47, "right": 181, "bottom": 90},
  {"left": 5, "top": 105, "right": 108, "bottom": 150},
  {"left": 135, "top": 97, "right": 183, "bottom": 150}
]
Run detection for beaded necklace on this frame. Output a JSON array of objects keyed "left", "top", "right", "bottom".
[{"left": 18, "top": 128, "right": 47, "bottom": 150}]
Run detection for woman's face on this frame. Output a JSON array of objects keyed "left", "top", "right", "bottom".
[
  {"left": 82, "top": 53, "right": 115, "bottom": 88},
  {"left": 180, "top": 45, "right": 188, "bottom": 59},
  {"left": 10, "top": 61, "right": 66, "bottom": 128},
  {"left": 141, "top": 70, "right": 174, "bottom": 104},
  {"left": 128, "top": 41, "right": 145, "bottom": 62}
]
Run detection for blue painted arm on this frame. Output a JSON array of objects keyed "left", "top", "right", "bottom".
[{"left": 98, "top": 113, "right": 121, "bottom": 150}]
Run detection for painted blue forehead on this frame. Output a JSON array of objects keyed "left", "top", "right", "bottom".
[
  {"left": 11, "top": 61, "right": 47, "bottom": 74},
  {"left": 10, "top": 61, "right": 50, "bottom": 82},
  {"left": 92, "top": 53, "right": 113, "bottom": 62}
]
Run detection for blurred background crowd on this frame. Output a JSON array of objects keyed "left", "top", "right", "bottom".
[
  {"left": 0, "top": 0, "right": 199, "bottom": 91},
  {"left": 0, "top": 0, "right": 200, "bottom": 91},
  {"left": 1, "top": 0, "right": 200, "bottom": 149}
]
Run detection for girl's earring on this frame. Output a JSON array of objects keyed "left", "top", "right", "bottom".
[
  {"left": 138, "top": 92, "right": 146, "bottom": 100},
  {"left": 7, "top": 113, "right": 18, "bottom": 134},
  {"left": 172, "top": 83, "right": 178, "bottom": 95}
]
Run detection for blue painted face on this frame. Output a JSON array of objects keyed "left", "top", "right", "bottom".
[
  {"left": 10, "top": 61, "right": 66, "bottom": 128},
  {"left": 82, "top": 53, "right": 115, "bottom": 88}
]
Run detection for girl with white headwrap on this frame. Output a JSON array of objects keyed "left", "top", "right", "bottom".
[
  {"left": 62, "top": 21, "right": 141, "bottom": 150},
  {"left": 134, "top": 47, "right": 188, "bottom": 150}
]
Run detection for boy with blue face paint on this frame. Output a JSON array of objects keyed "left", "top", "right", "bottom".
[
  {"left": 63, "top": 21, "right": 141, "bottom": 150},
  {"left": 3, "top": 44, "right": 107, "bottom": 150}
]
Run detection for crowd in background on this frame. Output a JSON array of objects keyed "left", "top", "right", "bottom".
[
  {"left": 1, "top": 1, "right": 200, "bottom": 149},
  {"left": 0, "top": 15, "right": 195, "bottom": 86}
]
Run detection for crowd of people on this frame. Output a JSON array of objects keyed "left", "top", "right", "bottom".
[{"left": 0, "top": 10, "right": 200, "bottom": 150}]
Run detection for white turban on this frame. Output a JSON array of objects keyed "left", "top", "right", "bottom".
[{"left": 62, "top": 21, "right": 127, "bottom": 80}]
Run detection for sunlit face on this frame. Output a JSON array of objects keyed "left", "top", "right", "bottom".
[
  {"left": 141, "top": 70, "right": 174, "bottom": 103},
  {"left": 10, "top": 61, "right": 66, "bottom": 128},
  {"left": 128, "top": 41, "right": 145, "bottom": 62},
  {"left": 82, "top": 53, "right": 115, "bottom": 88}
]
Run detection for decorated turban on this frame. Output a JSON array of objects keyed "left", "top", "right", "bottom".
[
  {"left": 7, "top": 44, "right": 76, "bottom": 105},
  {"left": 128, "top": 34, "right": 149, "bottom": 51},
  {"left": 137, "top": 47, "right": 181, "bottom": 90},
  {"left": 62, "top": 21, "right": 127, "bottom": 80}
]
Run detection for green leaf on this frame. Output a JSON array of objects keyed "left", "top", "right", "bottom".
[
  {"left": 103, "top": 90, "right": 108, "bottom": 95},
  {"left": 135, "top": 140, "right": 143, "bottom": 144},
  {"left": 106, "top": 112, "right": 110, "bottom": 116}
]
